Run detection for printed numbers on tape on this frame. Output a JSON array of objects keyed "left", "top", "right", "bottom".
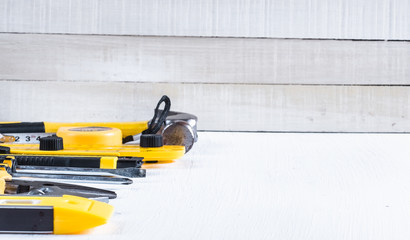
[{"left": 10, "top": 133, "right": 53, "bottom": 144}]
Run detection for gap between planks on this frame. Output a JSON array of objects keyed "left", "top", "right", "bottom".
[{"left": 1, "top": 80, "right": 410, "bottom": 132}]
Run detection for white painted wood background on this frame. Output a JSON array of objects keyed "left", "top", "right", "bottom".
[
  {"left": 1, "top": 34, "right": 410, "bottom": 85},
  {"left": 2, "top": 81, "right": 410, "bottom": 132},
  {"left": 3, "top": 132, "right": 410, "bottom": 239},
  {"left": 0, "top": 1, "right": 410, "bottom": 132},
  {"left": 2, "top": 2, "right": 410, "bottom": 239},
  {"left": 1, "top": 0, "right": 410, "bottom": 40},
  {"left": 0, "top": 33, "right": 410, "bottom": 132}
]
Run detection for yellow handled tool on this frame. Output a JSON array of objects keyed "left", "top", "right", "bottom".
[
  {"left": 1, "top": 143, "right": 185, "bottom": 162},
  {"left": 0, "top": 96, "right": 198, "bottom": 152},
  {"left": 0, "top": 128, "right": 185, "bottom": 162},
  {"left": 0, "top": 150, "right": 143, "bottom": 170},
  {"left": 0, "top": 121, "right": 148, "bottom": 139},
  {"left": 0, "top": 157, "right": 133, "bottom": 185},
  {"left": 0, "top": 162, "right": 114, "bottom": 234},
  {"left": 0, "top": 195, "right": 113, "bottom": 234},
  {"left": 0, "top": 161, "right": 118, "bottom": 199}
]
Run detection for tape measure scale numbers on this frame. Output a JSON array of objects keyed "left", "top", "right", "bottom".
[
  {"left": 8, "top": 127, "right": 121, "bottom": 146},
  {"left": 10, "top": 133, "right": 53, "bottom": 144}
]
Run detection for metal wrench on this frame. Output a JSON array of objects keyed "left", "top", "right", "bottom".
[{"left": 124, "top": 111, "right": 198, "bottom": 152}]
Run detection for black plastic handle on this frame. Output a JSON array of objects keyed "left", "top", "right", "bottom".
[
  {"left": 15, "top": 155, "right": 101, "bottom": 168},
  {"left": 11, "top": 155, "right": 143, "bottom": 169},
  {"left": 0, "top": 122, "right": 46, "bottom": 133}
]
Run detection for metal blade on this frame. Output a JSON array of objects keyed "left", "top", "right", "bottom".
[
  {"left": 11, "top": 172, "right": 133, "bottom": 185},
  {"left": 17, "top": 165, "right": 146, "bottom": 178}
]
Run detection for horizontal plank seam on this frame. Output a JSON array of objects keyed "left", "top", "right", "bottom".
[
  {"left": 1, "top": 79, "right": 410, "bottom": 88},
  {"left": 1, "top": 32, "right": 410, "bottom": 42}
]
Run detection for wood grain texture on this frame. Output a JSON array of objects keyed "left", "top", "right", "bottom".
[
  {"left": 1, "top": 33, "right": 410, "bottom": 85},
  {"left": 5, "top": 132, "right": 410, "bottom": 239},
  {"left": 1, "top": 80, "right": 410, "bottom": 132},
  {"left": 1, "top": 0, "right": 410, "bottom": 40}
]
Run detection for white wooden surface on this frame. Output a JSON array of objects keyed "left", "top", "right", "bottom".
[
  {"left": 2, "top": 81, "right": 410, "bottom": 132},
  {"left": 4, "top": 132, "right": 410, "bottom": 239},
  {"left": 1, "top": 34, "right": 410, "bottom": 84},
  {"left": 1, "top": 0, "right": 410, "bottom": 40}
]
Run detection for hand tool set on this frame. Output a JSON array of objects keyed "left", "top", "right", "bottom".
[{"left": 0, "top": 95, "right": 197, "bottom": 234}]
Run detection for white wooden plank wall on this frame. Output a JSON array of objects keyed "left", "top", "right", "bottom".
[
  {"left": 0, "top": 1, "right": 409, "bottom": 132},
  {"left": 1, "top": 81, "right": 410, "bottom": 132},
  {"left": 1, "top": 0, "right": 410, "bottom": 40},
  {"left": 1, "top": 34, "right": 409, "bottom": 85}
]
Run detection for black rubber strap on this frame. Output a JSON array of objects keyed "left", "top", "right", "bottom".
[
  {"left": 123, "top": 96, "right": 171, "bottom": 143},
  {"left": 142, "top": 95, "right": 171, "bottom": 135}
]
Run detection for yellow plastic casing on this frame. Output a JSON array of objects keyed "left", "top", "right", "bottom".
[
  {"left": 1, "top": 143, "right": 185, "bottom": 162},
  {"left": 0, "top": 179, "right": 4, "bottom": 195},
  {"left": 1, "top": 156, "right": 15, "bottom": 169},
  {"left": 44, "top": 121, "right": 148, "bottom": 138},
  {"left": 0, "top": 195, "right": 114, "bottom": 234},
  {"left": 0, "top": 166, "right": 12, "bottom": 194},
  {"left": 57, "top": 127, "right": 123, "bottom": 148},
  {"left": 100, "top": 157, "right": 117, "bottom": 169},
  {"left": 1, "top": 125, "right": 185, "bottom": 162}
]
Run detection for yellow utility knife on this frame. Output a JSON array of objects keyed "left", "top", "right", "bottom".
[
  {"left": 0, "top": 164, "right": 114, "bottom": 234},
  {"left": 0, "top": 195, "right": 113, "bottom": 234}
]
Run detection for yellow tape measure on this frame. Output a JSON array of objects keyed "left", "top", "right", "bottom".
[
  {"left": 1, "top": 126, "right": 185, "bottom": 162},
  {"left": 57, "top": 126, "right": 123, "bottom": 148}
]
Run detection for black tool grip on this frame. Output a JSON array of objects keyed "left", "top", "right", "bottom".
[
  {"left": 15, "top": 155, "right": 101, "bottom": 168},
  {"left": 117, "top": 157, "right": 144, "bottom": 168},
  {"left": 0, "top": 122, "right": 46, "bottom": 133},
  {"left": 13, "top": 155, "right": 143, "bottom": 168}
]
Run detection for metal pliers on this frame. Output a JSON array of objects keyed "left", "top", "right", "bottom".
[
  {"left": 4, "top": 178, "right": 117, "bottom": 200},
  {"left": 0, "top": 164, "right": 117, "bottom": 201}
]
